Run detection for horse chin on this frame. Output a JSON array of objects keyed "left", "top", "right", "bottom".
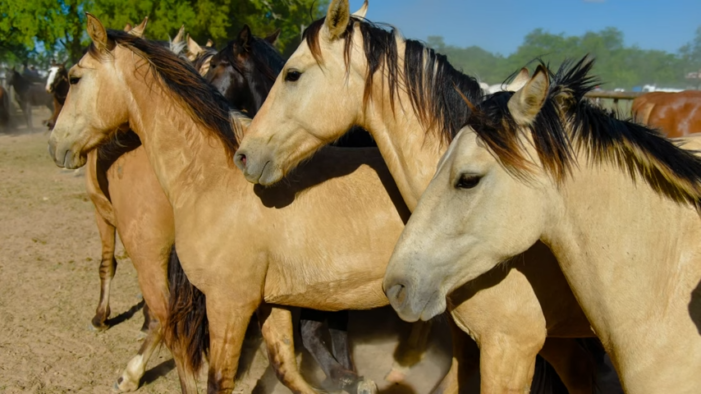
[
  {"left": 389, "top": 286, "right": 448, "bottom": 323},
  {"left": 257, "top": 163, "right": 284, "bottom": 186},
  {"left": 48, "top": 142, "right": 87, "bottom": 169}
]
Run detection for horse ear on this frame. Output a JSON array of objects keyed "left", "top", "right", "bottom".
[
  {"left": 123, "top": 23, "right": 133, "bottom": 32},
  {"left": 324, "top": 0, "right": 351, "bottom": 40},
  {"left": 264, "top": 29, "right": 281, "bottom": 46},
  {"left": 86, "top": 13, "right": 109, "bottom": 52},
  {"left": 129, "top": 16, "right": 149, "bottom": 38},
  {"left": 206, "top": 39, "right": 214, "bottom": 47},
  {"left": 508, "top": 65, "right": 549, "bottom": 125},
  {"left": 506, "top": 68, "right": 530, "bottom": 92},
  {"left": 352, "top": 0, "right": 369, "bottom": 18},
  {"left": 187, "top": 34, "right": 204, "bottom": 59},
  {"left": 238, "top": 25, "right": 252, "bottom": 48},
  {"left": 173, "top": 25, "right": 185, "bottom": 44}
]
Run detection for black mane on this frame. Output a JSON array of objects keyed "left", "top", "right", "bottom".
[
  {"left": 303, "top": 17, "right": 484, "bottom": 143},
  {"left": 467, "top": 57, "right": 701, "bottom": 208}
]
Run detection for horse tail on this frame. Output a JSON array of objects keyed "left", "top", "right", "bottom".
[{"left": 164, "top": 246, "right": 209, "bottom": 374}]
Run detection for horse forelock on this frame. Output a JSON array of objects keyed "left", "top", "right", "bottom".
[
  {"left": 303, "top": 17, "right": 483, "bottom": 144},
  {"left": 467, "top": 56, "right": 701, "bottom": 209},
  {"left": 87, "top": 30, "right": 240, "bottom": 159}
]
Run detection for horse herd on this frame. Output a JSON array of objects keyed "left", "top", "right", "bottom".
[{"left": 16, "top": 0, "right": 701, "bottom": 393}]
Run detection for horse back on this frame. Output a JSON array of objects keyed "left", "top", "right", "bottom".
[{"left": 647, "top": 91, "right": 701, "bottom": 137}]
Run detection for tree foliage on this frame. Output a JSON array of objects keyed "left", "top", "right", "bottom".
[
  {"left": 429, "top": 27, "right": 701, "bottom": 90},
  {"left": 1, "top": 0, "right": 327, "bottom": 66}
]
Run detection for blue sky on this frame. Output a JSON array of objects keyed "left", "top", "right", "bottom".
[{"left": 348, "top": 0, "right": 701, "bottom": 56}]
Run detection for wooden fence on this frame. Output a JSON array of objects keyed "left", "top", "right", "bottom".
[{"left": 585, "top": 91, "right": 642, "bottom": 117}]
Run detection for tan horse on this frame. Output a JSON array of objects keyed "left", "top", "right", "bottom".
[
  {"left": 235, "top": 1, "right": 604, "bottom": 392},
  {"left": 386, "top": 58, "right": 701, "bottom": 393},
  {"left": 48, "top": 15, "right": 457, "bottom": 394},
  {"left": 80, "top": 20, "right": 383, "bottom": 394}
]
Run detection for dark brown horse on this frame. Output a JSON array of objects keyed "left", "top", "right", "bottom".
[
  {"left": 632, "top": 91, "right": 701, "bottom": 137},
  {"left": 46, "top": 63, "right": 70, "bottom": 130},
  {"left": 6, "top": 68, "right": 53, "bottom": 129},
  {"left": 0, "top": 85, "right": 10, "bottom": 131}
]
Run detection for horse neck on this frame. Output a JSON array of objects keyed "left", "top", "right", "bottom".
[
  {"left": 358, "top": 41, "right": 446, "bottom": 210},
  {"left": 246, "top": 75, "right": 274, "bottom": 116},
  {"left": 10, "top": 74, "right": 29, "bottom": 95},
  {"left": 543, "top": 154, "right": 701, "bottom": 353},
  {"left": 123, "top": 69, "right": 237, "bottom": 209}
]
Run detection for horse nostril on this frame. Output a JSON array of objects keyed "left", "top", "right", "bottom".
[
  {"left": 234, "top": 151, "right": 247, "bottom": 170},
  {"left": 386, "top": 284, "right": 408, "bottom": 309}
]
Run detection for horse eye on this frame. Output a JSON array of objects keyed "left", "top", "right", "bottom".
[
  {"left": 455, "top": 174, "right": 481, "bottom": 190},
  {"left": 69, "top": 77, "right": 81, "bottom": 85},
  {"left": 285, "top": 70, "right": 302, "bottom": 82}
]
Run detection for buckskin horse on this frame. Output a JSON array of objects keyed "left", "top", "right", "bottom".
[
  {"left": 52, "top": 16, "right": 449, "bottom": 394},
  {"left": 235, "top": 1, "right": 608, "bottom": 392},
  {"left": 386, "top": 58, "right": 701, "bottom": 393},
  {"left": 47, "top": 15, "right": 483, "bottom": 393}
]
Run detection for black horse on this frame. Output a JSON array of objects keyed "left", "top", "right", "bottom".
[{"left": 6, "top": 68, "right": 53, "bottom": 129}]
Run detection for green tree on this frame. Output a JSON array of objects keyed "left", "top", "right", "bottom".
[
  {"left": 1, "top": 0, "right": 88, "bottom": 65},
  {"left": 1, "top": 0, "right": 328, "bottom": 66},
  {"left": 90, "top": 0, "right": 328, "bottom": 55}
]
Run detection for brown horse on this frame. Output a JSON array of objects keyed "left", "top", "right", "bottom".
[
  {"left": 632, "top": 90, "right": 701, "bottom": 137},
  {"left": 6, "top": 68, "right": 53, "bottom": 129},
  {"left": 0, "top": 85, "right": 10, "bottom": 131},
  {"left": 236, "top": 1, "right": 612, "bottom": 392},
  {"left": 45, "top": 63, "right": 70, "bottom": 130},
  {"left": 48, "top": 16, "right": 467, "bottom": 394}
]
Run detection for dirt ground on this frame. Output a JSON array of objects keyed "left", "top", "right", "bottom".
[{"left": 0, "top": 107, "right": 454, "bottom": 393}]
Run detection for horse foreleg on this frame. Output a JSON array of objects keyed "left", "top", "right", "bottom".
[
  {"left": 115, "top": 318, "right": 163, "bottom": 392},
  {"left": 91, "top": 210, "right": 117, "bottom": 331},
  {"left": 430, "top": 317, "right": 480, "bottom": 394},
  {"left": 477, "top": 334, "right": 543, "bottom": 394},
  {"left": 206, "top": 292, "right": 259, "bottom": 394},
  {"left": 299, "top": 309, "right": 361, "bottom": 392},
  {"left": 258, "top": 304, "right": 317, "bottom": 394},
  {"left": 23, "top": 101, "right": 32, "bottom": 129},
  {"left": 386, "top": 320, "right": 432, "bottom": 383}
]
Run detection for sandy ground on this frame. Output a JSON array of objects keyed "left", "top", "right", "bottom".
[{"left": 0, "top": 107, "right": 454, "bottom": 393}]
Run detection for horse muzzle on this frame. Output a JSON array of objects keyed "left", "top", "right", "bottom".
[
  {"left": 383, "top": 274, "right": 447, "bottom": 323},
  {"left": 234, "top": 145, "right": 283, "bottom": 186},
  {"left": 47, "top": 139, "right": 85, "bottom": 169}
]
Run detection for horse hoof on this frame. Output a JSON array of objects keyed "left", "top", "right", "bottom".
[
  {"left": 89, "top": 322, "right": 108, "bottom": 332},
  {"left": 357, "top": 378, "right": 377, "bottom": 394},
  {"left": 113, "top": 375, "right": 139, "bottom": 392},
  {"left": 384, "top": 368, "right": 407, "bottom": 384}
]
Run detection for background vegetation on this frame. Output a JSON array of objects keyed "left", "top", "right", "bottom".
[{"left": 2, "top": 0, "right": 701, "bottom": 90}]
